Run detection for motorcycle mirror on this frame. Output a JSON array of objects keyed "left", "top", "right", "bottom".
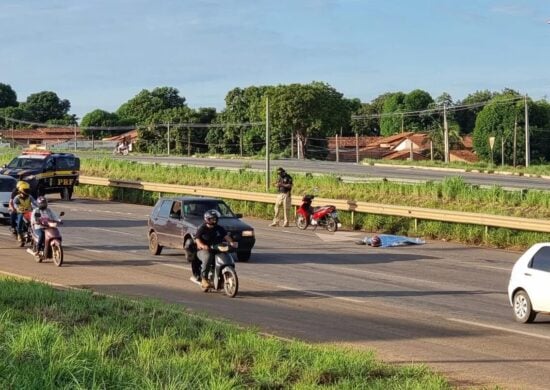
[
  {"left": 59, "top": 211, "right": 65, "bottom": 217},
  {"left": 234, "top": 213, "right": 243, "bottom": 218}
]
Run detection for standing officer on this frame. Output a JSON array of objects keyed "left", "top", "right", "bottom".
[{"left": 270, "top": 167, "right": 293, "bottom": 227}]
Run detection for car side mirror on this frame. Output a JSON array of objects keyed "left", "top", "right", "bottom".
[
  {"left": 235, "top": 213, "right": 243, "bottom": 218},
  {"left": 59, "top": 211, "right": 65, "bottom": 217}
]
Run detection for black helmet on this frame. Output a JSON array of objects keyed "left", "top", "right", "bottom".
[
  {"left": 204, "top": 209, "right": 221, "bottom": 225},
  {"left": 37, "top": 196, "right": 48, "bottom": 210},
  {"left": 277, "top": 167, "right": 285, "bottom": 175}
]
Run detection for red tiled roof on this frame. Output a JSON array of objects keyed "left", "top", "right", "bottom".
[{"left": 450, "top": 149, "right": 478, "bottom": 163}]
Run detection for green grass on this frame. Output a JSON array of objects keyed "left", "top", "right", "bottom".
[{"left": 0, "top": 277, "right": 450, "bottom": 389}]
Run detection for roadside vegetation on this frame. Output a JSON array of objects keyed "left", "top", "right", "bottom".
[
  {"left": 0, "top": 277, "right": 450, "bottom": 389},
  {"left": 2, "top": 150, "right": 549, "bottom": 249}
]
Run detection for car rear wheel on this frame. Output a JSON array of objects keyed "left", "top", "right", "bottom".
[
  {"left": 149, "top": 231, "right": 163, "bottom": 255},
  {"left": 513, "top": 290, "right": 537, "bottom": 323},
  {"left": 60, "top": 187, "right": 73, "bottom": 201}
]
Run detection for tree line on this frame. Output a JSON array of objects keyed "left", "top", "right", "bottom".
[{"left": 1, "top": 82, "right": 549, "bottom": 164}]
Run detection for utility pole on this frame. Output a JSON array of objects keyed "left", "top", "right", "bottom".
[
  {"left": 335, "top": 134, "right": 339, "bottom": 163},
  {"left": 443, "top": 103, "right": 449, "bottom": 163},
  {"left": 355, "top": 132, "right": 359, "bottom": 164},
  {"left": 513, "top": 115, "right": 517, "bottom": 167},
  {"left": 291, "top": 132, "right": 294, "bottom": 158},
  {"left": 167, "top": 122, "right": 171, "bottom": 156},
  {"left": 73, "top": 124, "right": 77, "bottom": 152},
  {"left": 187, "top": 127, "right": 191, "bottom": 156},
  {"left": 501, "top": 137, "right": 505, "bottom": 167},
  {"left": 524, "top": 95, "right": 530, "bottom": 167},
  {"left": 401, "top": 113, "right": 404, "bottom": 133},
  {"left": 240, "top": 127, "right": 243, "bottom": 157},
  {"left": 265, "top": 97, "right": 270, "bottom": 192}
]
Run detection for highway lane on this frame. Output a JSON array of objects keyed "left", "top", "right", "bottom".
[
  {"left": 120, "top": 155, "right": 550, "bottom": 191},
  {"left": 1, "top": 198, "right": 549, "bottom": 389}
]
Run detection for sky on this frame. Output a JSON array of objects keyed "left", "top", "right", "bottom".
[{"left": 1, "top": 0, "right": 550, "bottom": 120}]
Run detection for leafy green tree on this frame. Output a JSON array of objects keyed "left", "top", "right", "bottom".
[
  {"left": 351, "top": 93, "right": 393, "bottom": 135},
  {"left": 0, "top": 106, "right": 33, "bottom": 128},
  {"left": 455, "top": 90, "right": 495, "bottom": 134},
  {"left": 21, "top": 91, "right": 70, "bottom": 123},
  {"left": 0, "top": 83, "right": 17, "bottom": 108},
  {"left": 527, "top": 99, "right": 550, "bottom": 163},
  {"left": 268, "top": 82, "right": 351, "bottom": 158},
  {"left": 117, "top": 87, "right": 186, "bottom": 124},
  {"left": 380, "top": 92, "right": 406, "bottom": 136},
  {"left": 403, "top": 89, "right": 434, "bottom": 131},
  {"left": 472, "top": 91, "right": 524, "bottom": 163},
  {"left": 80, "top": 109, "right": 123, "bottom": 137}
]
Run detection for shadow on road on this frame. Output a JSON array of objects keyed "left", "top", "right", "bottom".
[
  {"left": 64, "top": 219, "right": 146, "bottom": 228},
  {"left": 239, "top": 289, "right": 501, "bottom": 299},
  {"left": 252, "top": 252, "right": 439, "bottom": 265}
]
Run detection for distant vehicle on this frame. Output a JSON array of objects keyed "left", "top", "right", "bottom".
[
  {"left": 508, "top": 243, "right": 550, "bottom": 323},
  {"left": 0, "top": 148, "right": 80, "bottom": 200},
  {"left": 147, "top": 197, "right": 256, "bottom": 262},
  {"left": 0, "top": 174, "right": 17, "bottom": 222}
]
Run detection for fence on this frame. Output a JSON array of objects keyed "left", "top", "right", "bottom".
[{"left": 79, "top": 176, "right": 550, "bottom": 234}]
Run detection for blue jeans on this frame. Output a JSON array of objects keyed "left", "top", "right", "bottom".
[
  {"left": 10, "top": 210, "right": 17, "bottom": 230},
  {"left": 197, "top": 249, "right": 214, "bottom": 280},
  {"left": 16, "top": 213, "right": 27, "bottom": 235},
  {"left": 34, "top": 228, "right": 45, "bottom": 251}
]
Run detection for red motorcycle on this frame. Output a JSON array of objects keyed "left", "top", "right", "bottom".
[{"left": 296, "top": 194, "right": 341, "bottom": 232}]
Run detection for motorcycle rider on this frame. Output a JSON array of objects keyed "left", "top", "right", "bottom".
[
  {"left": 30, "top": 196, "right": 60, "bottom": 256},
  {"left": 8, "top": 181, "right": 28, "bottom": 235},
  {"left": 195, "top": 210, "right": 237, "bottom": 289},
  {"left": 12, "top": 182, "right": 36, "bottom": 242}
]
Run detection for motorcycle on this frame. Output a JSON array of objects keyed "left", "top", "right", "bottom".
[
  {"left": 296, "top": 194, "right": 341, "bottom": 232},
  {"left": 113, "top": 145, "right": 129, "bottom": 156},
  {"left": 190, "top": 242, "right": 239, "bottom": 297},
  {"left": 26, "top": 211, "right": 65, "bottom": 266}
]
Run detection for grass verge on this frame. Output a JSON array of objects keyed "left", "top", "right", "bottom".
[{"left": 0, "top": 277, "right": 450, "bottom": 389}]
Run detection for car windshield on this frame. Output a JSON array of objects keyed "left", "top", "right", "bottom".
[
  {"left": 184, "top": 200, "right": 235, "bottom": 218},
  {"left": 6, "top": 157, "right": 45, "bottom": 170},
  {"left": 0, "top": 178, "right": 15, "bottom": 192}
]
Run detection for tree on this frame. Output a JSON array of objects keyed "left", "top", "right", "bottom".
[
  {"left": 351, "top": 93, "right": 394, "bottom": 136},
  {"left": 403, "top": 89, "right": 434, "bottom": 131},
  {"left": 472, "top": 91, "right": 524, "bottom": 163},
  {"left": 117, "top": 87, "right": 186, "bottom": 124},
  {"left": 0, "top": 83, "right": 17, "bottom": 108},
  {"left": 21, "top": 91, "right": 70, "bottom": 123},
  {"left": 455, "top": 90, "right": 495, "bottom": 134},
  {"left": 380, "top": 92, "right": 406, "bottom": 136},
  {"left": 268, "top": 82, "right": 352, "bottom": 159},
  {"left": 80, "top": 109, "right": 123, "bottom": 138}
]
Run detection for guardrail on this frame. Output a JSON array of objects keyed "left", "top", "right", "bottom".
[{"left": 79, "top": 176, "right": 550, "bottom": 234}]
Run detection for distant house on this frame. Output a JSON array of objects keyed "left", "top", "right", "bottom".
[
  {"left": 102, "top": 129, "right": 138, "bottom": 143},
  {"left": 0, "top": 127, "right": 85, "bottom": 146},
  {"left": 327, "top": 132, "right": 431, "bottom": 162}
]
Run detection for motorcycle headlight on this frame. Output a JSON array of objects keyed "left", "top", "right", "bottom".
[{"left": 242, "top": 230, "right": 254, "bottom": 237}]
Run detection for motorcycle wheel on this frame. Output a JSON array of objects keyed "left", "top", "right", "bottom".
[
  {"left": 326, "top": 216, "right": 338, "bottom": 232},
  {"left": 222, "top": 267, "right": 239, "bottom": 298},
  {"left": 52, "top": 244, "right": 63, "bottom": 266},
  {"left": 296, "top": 214, "right": 308, "bottom": 230}
]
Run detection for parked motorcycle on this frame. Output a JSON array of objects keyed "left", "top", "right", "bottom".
[
  {"left": 190, "top": 242, "right": 239, "bottom": 297},
  {"left": 113, "top": 145, "right": 129, "bottom": 156},
  {"left": 296, "top": 194, "right": 341, "bottom": 232},
  {"left": 27, "top": 211, "right": 65, "bottom": 266}
]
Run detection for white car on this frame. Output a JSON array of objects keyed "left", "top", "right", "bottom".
[
  {"left": 0, "top": 174, "right": 16, "bottom": 222},
  {"left": 508, "top": 243, "right": 550, "bottom": 323}
]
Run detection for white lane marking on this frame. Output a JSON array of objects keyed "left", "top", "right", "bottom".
[
  {"left": 447, "top": 318, "right": 550, "bottom": 341},
  {"left": 89, "top": 227, "right": 135, "bottom": 236},
  {"left": 162, "top": 263, "right": 189, "bottom": 271},
  {"left": 277, "top": 284, "right": 364, "bottom": 304}
]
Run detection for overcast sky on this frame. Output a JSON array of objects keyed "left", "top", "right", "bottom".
[{"left": 1, "top": 0, "right": 550, "bottom": 119}]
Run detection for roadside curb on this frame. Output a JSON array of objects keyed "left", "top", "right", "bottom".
[{"left": 364, "top": 162, "right": 549, "bottom": 181}]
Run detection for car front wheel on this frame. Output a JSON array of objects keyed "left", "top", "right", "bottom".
[{"left": 513, "top": 290, "right": 537, "bottom": 323}]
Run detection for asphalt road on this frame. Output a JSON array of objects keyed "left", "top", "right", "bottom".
[
  {"left": 120, "top": 155, "right": 550, "bottom": 191},
  {"left": 1, "top": 198, "right": 549, "bottom": 389}
]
